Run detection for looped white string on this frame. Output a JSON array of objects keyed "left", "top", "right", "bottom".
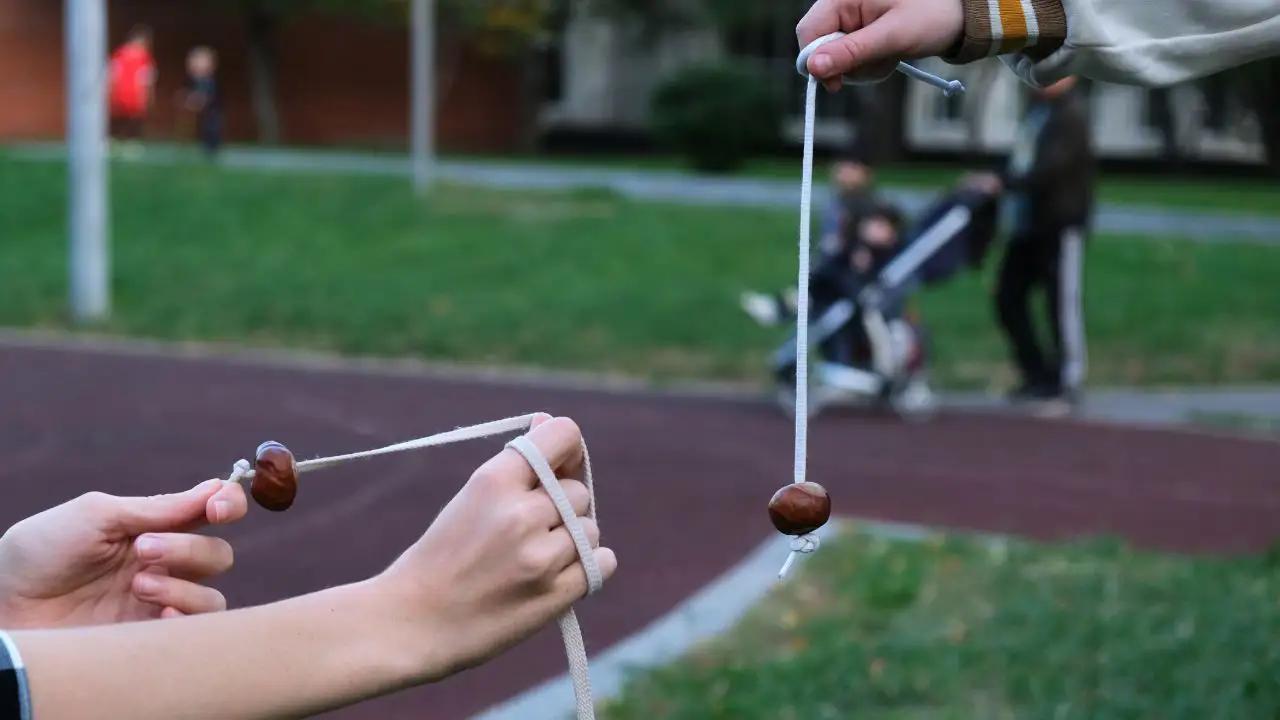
[
  {"left": 222, "top": 413, "right": 601, "bottom": 720},
  {"left": 795, "top": 32, "right": 967, "bottom": 96}
]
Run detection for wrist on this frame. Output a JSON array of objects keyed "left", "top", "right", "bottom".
[
  {"left": 331, "top": 578, "right": 440, "bottom": 692},
  {"left": 941, "top": 0, "right": 1067, "bottom": 65}
]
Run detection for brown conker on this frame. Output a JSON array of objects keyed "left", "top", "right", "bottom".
[
  {"left": 251, "top": 441, "right": 298, "bottom": 512},
  {"left": 768, "top": 481, "right": 831, "bottom": 535}
]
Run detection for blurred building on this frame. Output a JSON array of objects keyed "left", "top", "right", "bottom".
[
  {"left": 1, "top": 0, "right": 1265, "bottom": 167},
  {"left": 538, "top": 6, "right": 1267, "bottom": 167},
  {"left": 0, "top": 0, "right": 527, "bottom": 153},
  {"left": 902, "top": 58, "right": 1265, "bottom": 165}
]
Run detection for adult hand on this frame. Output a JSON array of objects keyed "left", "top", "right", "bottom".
[
  {"left": 0, "top": 479, "right": 248, "bottom": 629},
  {"left": 374, "top": 414, "right": 618, "bottom": 682},
  {"left": 797, "top": 0, "right": 966, "bottom": 92}
]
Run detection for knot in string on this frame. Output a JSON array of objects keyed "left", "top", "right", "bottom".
[
  {"left": 227, "top": 458, "right": 252, "bottom": 484},
  {"left": 778, "top": 533, "right": 821, "bottom": 580},
  {"left": 790, "top": 533, "right": 821, "bottom": 554}
]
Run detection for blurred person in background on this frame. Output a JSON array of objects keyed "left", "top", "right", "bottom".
[
  {"left": 741, "top": 143, "right": 887, "bottom": 325},
  {"left": 108, "top": 25, "right": 157, "bottom": 160},
  {"left": 180, "top": 47, "right": 224, "bottom": 159},
  {"left": 819, "top": 144, "right": 880, "bottom": 258},
  {"left": 972, "top": 76, "right": 1095, "bottom": 416}
]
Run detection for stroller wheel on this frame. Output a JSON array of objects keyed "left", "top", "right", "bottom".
[{"left": 891, "top": 376, "right": 939, "bottom": 422}]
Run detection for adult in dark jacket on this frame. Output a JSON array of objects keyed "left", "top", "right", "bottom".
[{"left": 978, "top": 75, "right": 1095, "bottom": 413}]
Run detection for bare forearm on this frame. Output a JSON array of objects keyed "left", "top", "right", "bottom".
[{"left": 11, "top": 580, "right": 426, "bottom": 720}]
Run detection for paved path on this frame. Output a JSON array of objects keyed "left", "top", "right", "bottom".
[
  {"left": 9, "top": 142, "right": 1279, "bottom": 244},
  {"left": 1, "top": 336, "right": 1277, "bottom": 719}
]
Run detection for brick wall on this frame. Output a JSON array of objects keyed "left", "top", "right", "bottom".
[{"left": 0, "top": 0, "right": 526, "bottom": 153}]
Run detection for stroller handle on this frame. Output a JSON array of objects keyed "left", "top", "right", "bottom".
[{"left": 876, "top": 205, "right": 973, "bottom": 291}]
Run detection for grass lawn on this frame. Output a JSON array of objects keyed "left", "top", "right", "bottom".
[
  {"left": 30, "top": 140, "right": 1278, "bottom": 218},
  {"left": 513, "top": 154, "right": 1280, "bottom": 218},
  {"left": 597, "top": 527, "right": 1280, "bottom": 719},
  {"left": 2, "top": 156, "right": 1278, "bottom": 389}
]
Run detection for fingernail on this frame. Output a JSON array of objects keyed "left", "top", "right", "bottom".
[
  {"left": 213, "top": 501, "right": 231, "bottom": 523},
  {"left": 813, "top": 53, "right": 832, "bottom": 74},
  {"left": 136, "top": 535, "right": 164, "bottom": 560},
  {"left": 135, "top": 574, "right": 160, "bottom": 597}
]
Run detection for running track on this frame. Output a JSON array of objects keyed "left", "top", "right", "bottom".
[{"left": 2, "top": 342, "right": 1278, "bottom": 719}]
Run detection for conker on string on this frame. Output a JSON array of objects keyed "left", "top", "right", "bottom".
[
  {"left": 251, "top": 441, "right": 299, "bottom": 512},
  {"left": 768, "top": 481, "right": 831, "bottom": 535}
]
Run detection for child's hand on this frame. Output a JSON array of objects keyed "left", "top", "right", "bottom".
[
  {"left": 961, "top": 172, "right": 1003, "bottom": 195},
  {"left": 797, "top": 0, "right": 966, "bottom": 92}
]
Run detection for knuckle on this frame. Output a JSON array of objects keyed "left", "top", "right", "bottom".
[
  {"left": 468, "top": 464, "right": 503, "bottom": 491},
  {"left": 515, "top": 544, "right": 554, "bottom": 583},
  {"left": 76, "top": 491, "right": 115, "bottom": 514},
  {"left": 510, "top": 497, "right": 545, "bottom": 531}
]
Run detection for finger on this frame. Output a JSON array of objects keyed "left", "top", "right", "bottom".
[
  {"left": 109, "top": 478, "right": 225, "bottom": 537},
  {"left": 553, "top": 479, "right": 592, "bottom": 521},
  {"left": 477, "top": 416, "right": 584, "bottom": 490},
  {"left": 795, "top": 0, "right": 844, "bottom": 48},
  {"left": 544, "top": 518, "right": 601, "bottom": 574},
  {"left": 132, "top": 572, "right": 228, "bottom": 615},
  {"left": 135, "top": 533, "right": 235, "bottom": 580},
  {"left": 807, "top": 15, "right": 909, "bottom": 82},
  {"left": 522, "top": 478, "right": 592, "bottom": 529},
  {"left": 160, "top": 607, "right": 185, "bottom": 620},
  {"left": 527, "top": 412, "right": 553, "bottom": 430},
  {"left": 552, "top": 546, "right": 617, "bottom": 601},
  {"left": 206, "top": 481, "right": 248, "bottom": 525},
  {"left": 523, "top": 417, "right": 585, "bottom": 482}
]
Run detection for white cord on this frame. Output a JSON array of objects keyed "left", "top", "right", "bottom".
[
  {"left": 783, "top": 35, "right": 965, "bottom": 581},
  {"left": 794, "top": 75, "right": 818, "bottom": 487},
  {"left": 224, "top": 413, "right": 601, "bottom": 720}
]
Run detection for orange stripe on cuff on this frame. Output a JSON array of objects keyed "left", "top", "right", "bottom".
[{"left": 996, "top": 0, "right": 1030, "bottom": 54}]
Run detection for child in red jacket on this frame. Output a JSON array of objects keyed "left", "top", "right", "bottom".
[{"left": 108, "top": 25, "right": 157, "bottom": 157}]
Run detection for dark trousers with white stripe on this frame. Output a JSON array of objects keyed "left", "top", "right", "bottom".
[{"left": 995, "top": 228, "right": 1086, "bottom": 393}]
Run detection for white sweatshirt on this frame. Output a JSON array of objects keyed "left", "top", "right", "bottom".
[{"left": 945, "top": 0, "right": 1280, "bottom": 87}]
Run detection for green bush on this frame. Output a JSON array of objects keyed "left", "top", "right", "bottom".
[{"left": 649, "top": 62, "right": 783, "bottom": 174}]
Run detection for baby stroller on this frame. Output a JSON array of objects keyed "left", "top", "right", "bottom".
[{"left": 749, "top": 185, "right": 1001, "bottom": 421}]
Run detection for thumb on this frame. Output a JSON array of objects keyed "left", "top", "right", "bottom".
[
  {"left": 806, "top": 15, "right": 908, "bottom": 81},
  {"left": 109, "top": 479, "right": 224, "bottom": 537}
]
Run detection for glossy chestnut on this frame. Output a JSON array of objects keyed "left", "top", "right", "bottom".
[
  {"left": 251, "top": 441, "right": 299, "bottom": 512},
  {"left": 768, "top": 481, "right": 831, "bottom": 535}
]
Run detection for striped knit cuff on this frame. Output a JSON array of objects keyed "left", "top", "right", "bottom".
[{"left": 941, "top": 0, "right": 1067, "bottom": 65}]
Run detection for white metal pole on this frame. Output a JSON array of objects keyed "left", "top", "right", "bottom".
[
  {"left": 410, "top": 0, "right": 436, "bottom": 192},
  {"left": 66, "top": 0, "right": 110, "bottom": 321}
]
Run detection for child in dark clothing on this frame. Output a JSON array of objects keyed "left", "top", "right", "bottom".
[
  {"left": 740, "top": 144, "right": 884, "bottom": 326},
  {"left": 181, "top": 47, "right": 223, "bottom": 158}
]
